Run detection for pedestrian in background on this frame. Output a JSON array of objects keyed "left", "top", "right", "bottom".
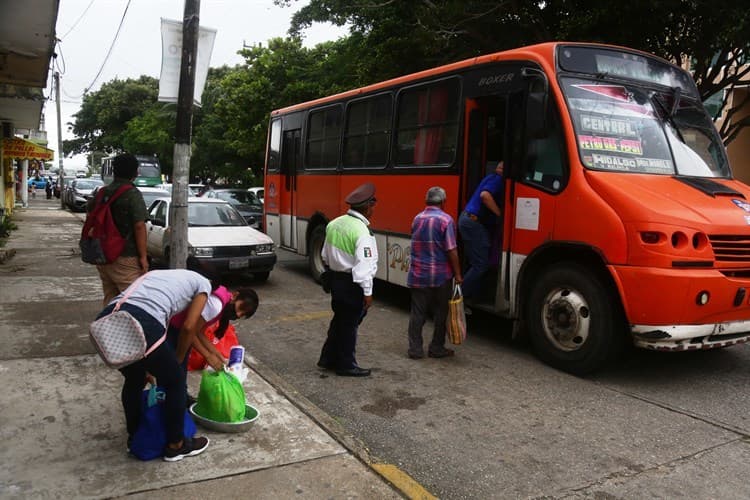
[
  {"left": 317, "top": 183, "right": 379, "bottom": 377},
  {"left": 88, "top": 153, "right": 149, "bottom": 305},
  {"left": 407, "top": 186, "right": 463, "bottom": 359},
  {"left": 45, "top": 177, "right": 53, "bottom": 199},
  {"left": 458, "top": 160, "right": 505, "bottom": 300}
]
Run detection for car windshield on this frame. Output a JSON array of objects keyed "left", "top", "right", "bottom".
[
  {"left": 561, "top": 77, "right": 730, "bottom": 177},
  {"left": 216, "top": 191, "right": 262, "bottom": 208},
  {"left": 75, "top": 179, "right": 104, "bottom": 190},
  {"left": 187, "top": 202, "right": 247, "bottom": 227}
]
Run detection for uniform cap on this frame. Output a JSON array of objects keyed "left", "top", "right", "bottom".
[{"left": 345, "top": 182, "right": 376, "bottom": 206}]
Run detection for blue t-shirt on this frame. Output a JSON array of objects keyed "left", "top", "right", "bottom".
[{"left": 464, "top": 174, "right": 504, "bottom": 226}]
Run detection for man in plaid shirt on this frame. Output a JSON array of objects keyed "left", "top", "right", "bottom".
[{"left": 406, "top": 187, "right": 463, "bottom": 359}]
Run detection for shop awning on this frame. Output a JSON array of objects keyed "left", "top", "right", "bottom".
[{"left": 2, "top": 137, "right": 53, "bottom": 161}]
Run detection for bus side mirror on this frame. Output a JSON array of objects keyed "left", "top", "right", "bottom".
[{"left": 523, "top": 68, "right": 548, "bottom": 138}]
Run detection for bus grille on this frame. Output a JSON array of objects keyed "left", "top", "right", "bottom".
[{"left": 709, "top": 235, "right": 750, "bottom": 262}]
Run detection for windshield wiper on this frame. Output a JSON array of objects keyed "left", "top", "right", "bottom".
[{"left": 651, "top": 92, "right": 686, "bottom": 143}]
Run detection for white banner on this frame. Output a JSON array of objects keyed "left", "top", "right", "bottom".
[{"left": 158, "top": 18, "right": 217, "bottom": 106}]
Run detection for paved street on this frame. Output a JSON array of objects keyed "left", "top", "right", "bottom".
[{"left": 245, "top": 249, "right": 750, "bottom": 499}]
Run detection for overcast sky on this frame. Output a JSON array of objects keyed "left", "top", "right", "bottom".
[{"left": 47, "top": 0, "right": 347, "bottom": 168}]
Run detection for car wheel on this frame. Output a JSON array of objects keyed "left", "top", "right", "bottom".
[
  {"left": 253, "top": 271, "right": 270, "bottom": 282},
  {"left": 308, "top": 224, "right": 326, "bottom": 282},
  {"left": 526, "top": 263, "right": 625, "bottom": 375}
]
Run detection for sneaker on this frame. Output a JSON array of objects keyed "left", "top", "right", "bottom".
[
  {"left": 163, "top": 436, "right": 210, "bottom": 462},
  {"left": 408, "top": 352, "right": 424, "bottom": 359},
  {"left": 126, "top": 436, "right": 133, "bottom": 454}
]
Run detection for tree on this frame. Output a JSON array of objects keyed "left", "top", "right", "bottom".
[
  {"left": 281, "top": 0, "right": 750, "bottom": 144},
  {"left": 121, "top": 104, "right": 176, "bottom": 175},
  {"left": 64, "top": 76, "right": 159, "bottom": 155}
]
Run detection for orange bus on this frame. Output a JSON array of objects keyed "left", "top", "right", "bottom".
[{"left": 263, "top": 42, "right": 750, "bottom": 374}]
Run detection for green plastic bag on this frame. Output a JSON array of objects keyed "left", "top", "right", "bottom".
[{"left": 194, "top": 370, "right": 246, "bottom": 423}]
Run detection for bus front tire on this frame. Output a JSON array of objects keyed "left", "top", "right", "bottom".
[
  {"left": 308, "top": 225, "right": 326, "bottom": 283},
  {"left": 526, "top": 264, "right": 624, "bottom": 376}
]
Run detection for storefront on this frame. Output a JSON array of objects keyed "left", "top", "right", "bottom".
[{"left": 1, "top": 137, "right": 54, "bottom": 213}]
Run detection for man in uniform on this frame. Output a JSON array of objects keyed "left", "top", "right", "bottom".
[
  {"left": 317, "top": 183, "right": 379, "bottom": 377},
  {"left": 89, "top": 153, "right": 149, "bottom": 305}
]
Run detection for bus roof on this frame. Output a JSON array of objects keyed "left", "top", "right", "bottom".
[{"left": 271, "top": 41, "right": 678, "bottom": 116}]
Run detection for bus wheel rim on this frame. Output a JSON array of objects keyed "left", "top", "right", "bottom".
[{"left": 541, "top": 286, "right": 591, "bottom": 352}]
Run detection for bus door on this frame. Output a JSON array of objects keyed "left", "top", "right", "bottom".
[
  {"left": 280, "top": 129, "right": 301, "bottom": 250},
  {"left": 463, "top": 93, "right": 517, "bottom": 313}
]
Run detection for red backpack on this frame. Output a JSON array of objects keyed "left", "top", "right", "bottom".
[{"left": 79, "top": 184, "right": 133, "bottom": 265}]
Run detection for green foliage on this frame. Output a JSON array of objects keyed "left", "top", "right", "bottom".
[
  {"left": 65, "top": 76, "right": 159, "bottom": 156},
  {"left": 121, "top": 104, "right": 176, "bottom": 176}
]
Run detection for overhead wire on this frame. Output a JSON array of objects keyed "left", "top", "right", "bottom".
[
  {"left": 81, "top": 0, "right": 132, "bottom": 95},
  {"left": 60, "top": 0, "right": 97, "bottom": 40}
]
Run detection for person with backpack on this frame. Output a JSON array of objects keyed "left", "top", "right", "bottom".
[{"left": 87, "top": 153, "right": 149, "bottom": 305}]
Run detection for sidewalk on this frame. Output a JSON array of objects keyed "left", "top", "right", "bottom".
[{"left": 0, "top": 196, "right": 402, "bottom": 499}]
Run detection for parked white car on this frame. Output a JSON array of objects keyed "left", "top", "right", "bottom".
[
  {"left": 247, "top": 186, "right": 264, "bottom": 204},
  {"left": 137, "top": 186, "right": 171, "bottom": 209},
  {"left": 145, "top": 197, "right": 276, "bottom": 281}
]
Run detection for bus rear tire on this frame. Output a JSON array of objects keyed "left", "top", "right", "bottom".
[
  {"left": 526, "top": 263, "right": 624, "bottom": 375},
  {"left": 308, "top": 224, "right": 326, "bottom": 283}
]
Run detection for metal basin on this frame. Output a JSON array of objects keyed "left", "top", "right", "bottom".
[{"left": 189, "top": 403, "right": 259, "bottom": 433}]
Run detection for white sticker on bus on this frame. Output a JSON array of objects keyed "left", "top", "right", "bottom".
[{"left": 515, "top": 198, "right": 540, "bottom": 231}]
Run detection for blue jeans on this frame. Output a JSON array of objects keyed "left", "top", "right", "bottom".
[{"left": 458, "top": 213, "right": 490, "bottom": 298}]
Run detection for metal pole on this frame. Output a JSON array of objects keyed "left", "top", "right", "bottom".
[
  {"left": 170, "top": 0, "right": 200, "bottom": 269},
  {"left": 55, "top": 72, "right": 65, "bottom": 208}
]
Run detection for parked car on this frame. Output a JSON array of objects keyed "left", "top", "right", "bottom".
[
  {"left": 64, "top": 178, "right": 103, "bottom": 211},
  {"left": 55, "top": 177, "right": 73, "bottom": 199},
  {"left": 202, "top": 188, "right": 264, "bottom": 230},
  {"left": 189, "top": 183, "right": 205, "bottom": 196},
  {"left": 27, "top": 176, "right": 49, "bottom": 189},
  {"left": 145, "top": 197, "right": 276, "bottom": 281},
  {"left": 247, "top": 186, "right": 264, "bottom": 204},
  {"left": 137, "top": 186, "right": 171, "bottom": 209}
]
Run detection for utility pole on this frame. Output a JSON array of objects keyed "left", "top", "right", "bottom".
[
  {"left": 170, "top": 0, "right": 200, "bottom": 269},
  {"left": 55, "top": 71, "right": 64, "bottom": 209}
]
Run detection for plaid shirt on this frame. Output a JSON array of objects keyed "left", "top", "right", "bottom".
[{"left": 407, "top": 206, "right": 457, "bottom": 288}]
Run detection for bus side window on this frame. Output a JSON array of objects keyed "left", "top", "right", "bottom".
[{"left": 523, "top": 102, "right": 566, "bottom": 192}]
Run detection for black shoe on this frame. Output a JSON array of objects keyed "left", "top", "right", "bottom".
[
  {"left": 408, "top": 352, "right": 424, "bottom": 360},
  {"left": 317, "top": 360, "right": 335, "bottom": 370},
  {"left": 163, "top": 436, "right": 210, "bottom": 462},
  {"left": 428, "top": 348, "right": 455, "bottom": 358},
  {"left": 335, "top": 366, "right": 371, "bottom": 377}
]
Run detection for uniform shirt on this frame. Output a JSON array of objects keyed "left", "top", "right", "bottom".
[
  {"left": 464, "top": 173, "right": 504, "bottom": 227},
  {"left": 321, "top": 210, "right": 379, "bottom": 296},
  {"left": 100, "top": 179, "right": 148, "bottom": 257},
  {"left": 407, "top": 206, "right": 457, "bottom": 288},
  {"left": 111, "top": 269, "right": 213, "bottom": 328}
]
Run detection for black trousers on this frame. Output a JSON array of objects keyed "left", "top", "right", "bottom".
[
  {"left": 319, "top": 273, "right": 366, "bottom": 370},
  {"left": 98, "top": 303, "right": 186, "bottom": 445}
]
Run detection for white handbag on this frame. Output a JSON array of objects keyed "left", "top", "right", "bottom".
[{"left": 89, "top": 275, "right": 166, "bottom": 369}]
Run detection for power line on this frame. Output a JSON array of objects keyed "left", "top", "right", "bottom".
[
  {"left": 60, "top": 0, "right": 97, "bottom": 39},
  {"left": 81, "top": 0, "right": 132, "bottom": 95}
]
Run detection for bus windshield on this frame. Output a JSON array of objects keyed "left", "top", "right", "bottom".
[{"left": 561, "top": 77, "right": 729, "bottom": 178}]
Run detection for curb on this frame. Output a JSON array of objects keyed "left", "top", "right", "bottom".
[{"left": 247, "top": 358, "right": 436, "bottom": 500}]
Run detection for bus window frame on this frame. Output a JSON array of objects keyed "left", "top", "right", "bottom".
[
  {"left": 392, "top": 75, "right": 462, "bottom": 170},
  {"left": 304, "top": 103, "right": 344, "bottom": 171},
  {"left": 341, "top": 91, "right": 394, "bottom": 171}
]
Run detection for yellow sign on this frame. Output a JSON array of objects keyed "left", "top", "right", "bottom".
[{"left": 1, "top": 137, "right": 54, "bottom": 161}]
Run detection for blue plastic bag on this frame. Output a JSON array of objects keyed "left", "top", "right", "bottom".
[{"left": 130, "top": 385, "right": 197, "bottom": 461}]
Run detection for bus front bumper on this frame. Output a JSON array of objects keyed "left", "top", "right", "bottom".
[{"left": 631, "top": 322, "right": 750, "bottom": 351}]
